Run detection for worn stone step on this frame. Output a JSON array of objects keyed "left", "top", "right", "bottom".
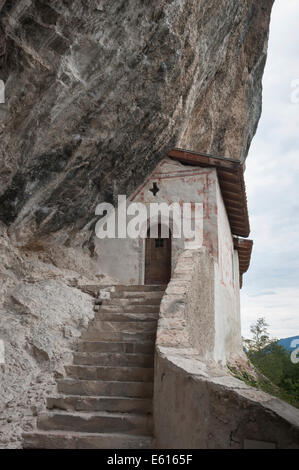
[
  {"left": 76, "top": 341, "right": 155, "bottom": 355},
  {"left": 99, "top": 305, "right": 159, "bottom": 314},
  {"left": 81, "top": 330, "right": 156, "bottom": 342},
  {"left": 78, "top": 285, "right": 165, "bottom": 298},
  {"left": 23, "top": 431, "right": 153, "bottom": 449},
  {"left": 114, "top": 285, "right": 166, "bottom": 292},
  {"left": 95, "top": 311, "right": 159, "bottom": 322},
  {"left": 47, "top": 395, "right": 152, "bottom": 414},
  {"left": 111, "top": 291, "right": 164, "bottom": 300},
  {"left": 103, "top": 297, "right": 162, "bottom": 306},
  {"left": 87, "top": 320, "right": 157, "bottom": 334},
  {"left": 65, "top": 365, "right": 154, "bottom": 382},
  {"left": 37, "top": 411, "right": 153, "bottom": 436},
  {"left": 73, "top": 352, "right": 154, "bottom": 367},
  {"left": 57, "top": 379, "right": 153, "bottom": 398}
]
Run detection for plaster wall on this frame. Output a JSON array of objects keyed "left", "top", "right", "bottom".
[
  {"left": 95, "top": 157, "right": 242, "bottom": 363},
  {"left": 95, "top": 158, "right": 218, "bottom": 284},
  {"left": 214, "top": 181, "right": 242, "bottom": 362}
]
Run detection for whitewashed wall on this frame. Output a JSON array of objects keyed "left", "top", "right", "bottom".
[
  {"left": 214, "top": 179, "right": 241, "bottom": 362},
  {"left": 95, "top": 158, "right": 219, "bottom": 284},
  {"left": 95, "top": 157, "right": 242, "bottom": 362}
]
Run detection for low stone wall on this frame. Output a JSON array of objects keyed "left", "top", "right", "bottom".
[
  {"left": 155, "top": 249, "right": 215, "bottom": 358},
  {"left": 153, "top": 248, "right": 299, "bottom": 449}
]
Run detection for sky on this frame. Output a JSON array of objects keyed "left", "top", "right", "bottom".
[{"left": 241, "top": 0, "right": 299, "bottom": 340}]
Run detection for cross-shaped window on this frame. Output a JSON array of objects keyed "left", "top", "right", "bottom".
[{"left": 149, "top": 182, "right": 160, "bottom": 196}]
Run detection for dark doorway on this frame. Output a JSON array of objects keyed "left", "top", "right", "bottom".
[{"left": 145, "top": 224, "right": 171, "bottom": 285}]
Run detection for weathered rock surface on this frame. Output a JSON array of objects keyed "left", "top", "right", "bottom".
[
  {"left": 0, "top": 0, "right": 274, "bottom": 244},
  {"left": 0, "top": 223, "right": 112, "bottom": 448}
]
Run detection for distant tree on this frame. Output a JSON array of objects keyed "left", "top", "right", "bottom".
[
  {"left": 243, "top": 319, "right": 299, "bottom": 408},
  {"left": 249, "top": 341, "right": 288, "bottom": 384},
  {"left": 244, "top": 317, "right": 270, "bottom": 352}
]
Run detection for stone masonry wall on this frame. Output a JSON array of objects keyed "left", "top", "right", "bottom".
[{"left": 153, "top": 249, "right": 299, "bottom": 449}]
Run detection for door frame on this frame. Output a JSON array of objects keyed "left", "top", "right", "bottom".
[{"left": 144, "top": 223, "right": 172, "bottom": 285}]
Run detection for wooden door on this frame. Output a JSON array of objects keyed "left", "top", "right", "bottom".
[{"left": 145, "top": 225, "right": 171, "bottom": 285}]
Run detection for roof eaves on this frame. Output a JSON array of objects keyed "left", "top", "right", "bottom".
[{"left": 169, "top": 148, "right": 250, "bottom": 238}]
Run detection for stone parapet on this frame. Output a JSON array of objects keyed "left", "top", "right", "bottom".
[{"left": 154, "top": 248, "right": 299, "bottom": 449}]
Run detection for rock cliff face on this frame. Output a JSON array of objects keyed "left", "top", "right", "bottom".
[
  {"left": 0, "top": 222, "right": 119, "bottom": 447},
  {"left": 0, "top": 0, "right": 274, "bottom": 245},
  {"left": 0, "top": 0, "right": 274, "bottom": 448}
]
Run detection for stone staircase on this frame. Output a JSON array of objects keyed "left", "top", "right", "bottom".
[{"left": 23, "top": 285, "right": 165, "bottom": 449}]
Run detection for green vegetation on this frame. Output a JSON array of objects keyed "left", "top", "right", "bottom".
[
  {"left": 242, "top": 318, "right": 299, "bottom": 409},
  {"left": 244, "top": 317, "right": 271, "bottom": 352},
  {"left": 247, "top": 341, "right": 299, "bottom": 408},
  {"left": 227, "top": 364, "right": 258, "bottom": 388}
]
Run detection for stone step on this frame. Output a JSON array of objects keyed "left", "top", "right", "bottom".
[
  {"left": 111, "top": 291, "right": 164, "bottom": 300},
  {"left": 81, "top": 285, "right": 165, "bottom": 295},
  {"left": 57, "top": 379, "right": 153, "bottom": 398},
  {"left": 76, "top": 341, "right": 155, "bottom": 355},
  {"left": 103, "top": 297, "right": 162, "bottom": 306},
  {"left": 65, "top": 365, "right": 154, "bottom": 382},
  {"left": 87, "top": 320, "right": 157, "bottom": 334},
  {"left": 95, "top": 311, "right": 159, "bottom": 322},
  {"left": 37, "top": 411, "right": 153, "bottom": 436},
  {"left": 114, "top": 285, "right": 166, "bottom": 292},
  {"left": 23, "top": 431, "right": 153, "bottom": 449},
  {"left": 99, "top": 305, "right": 159, "bottom": 314},
  {"left": 81, "top": 330, "right": 156, "bottom": 342},
  {"left": 47, "top": 395, "right": 152, "bottom": 414},
  {"left": 73, "top": 352, "right": 154, "bottom": 367}
]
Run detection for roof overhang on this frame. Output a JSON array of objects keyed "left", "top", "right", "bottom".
[
  {"left": 233, "top": 237, "right": 253, "bottom": 288},
  {"left": 234, "top": 238, "right": 253, "bottom": 273},
  {"left": 169, "top": 148, "right": 250, "bottom": 238}
]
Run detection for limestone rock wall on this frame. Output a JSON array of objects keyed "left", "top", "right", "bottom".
[
  {"left": 0, "top": 223, "right": 104, "bottom": 448},
  {"left": 0, "top": 0, "right": 274, "bottom": 245}
]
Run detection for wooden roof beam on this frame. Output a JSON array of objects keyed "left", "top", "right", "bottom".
[{"left": 169, "top": 148, "right": 240, "bottom": 172}]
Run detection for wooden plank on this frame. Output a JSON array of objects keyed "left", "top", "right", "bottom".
[
  {"left": 226, "top": 207, "right": 245, "bottom": 216},
  {"left": 234, "top": 238, "right": 253, "bottom": 273},
  {"left": 228, "top": 213, "right": 248, "bottom": 221},
  {"left": 230, "top": 223, "right": 250, "bottom": 234},
  {"left": 219, "top": 181, "right": 242, "bottom": 193},
  {"left": 145, "top": 225, "right": 171, "bottom": 285},
  {"left": 221, "top": 189, "right": 245, "bottom": 200},
  {"left": 169, "top": 149, "right": 239, "bottom": 171},
  {"left": 217, "top": 170, "right": 240, "bottom": 184},
  {"left": 224, "top": 199, "right": 244, "bottom": 209}
]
